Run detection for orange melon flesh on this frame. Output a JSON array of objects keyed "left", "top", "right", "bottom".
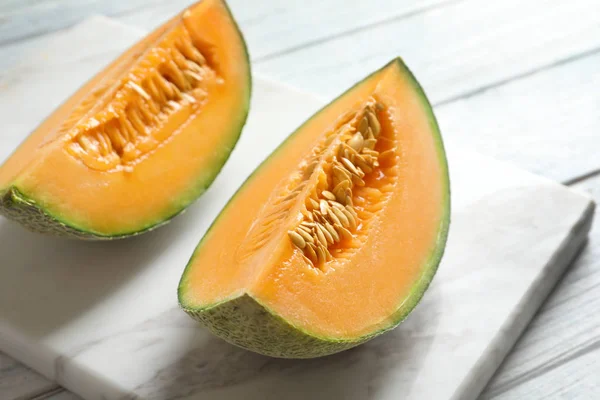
[
  {"left": 0, "top": 0, "right": 250, "bottom": 237},
  {"left": 179, "top": 59, "right": 450, "bottom": 357}
]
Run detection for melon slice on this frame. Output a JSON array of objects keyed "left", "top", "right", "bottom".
[
  {"left": 0, "top": 0, "right": 250, "bottom": 238},
  {"left": 178, "top": 59, "right": 450, "bottom": 358}
]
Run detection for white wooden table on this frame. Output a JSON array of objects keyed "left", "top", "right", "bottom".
[{"left": 1, "top": 0, "right": 599, "bottom": 398}]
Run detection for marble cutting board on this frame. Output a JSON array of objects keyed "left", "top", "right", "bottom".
[{"left": 0, "top": 17, "right": 595, "bottom": 400}]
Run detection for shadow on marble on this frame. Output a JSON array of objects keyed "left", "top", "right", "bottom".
[
  {"left": 121, "top": 292, "right": 441, "bottom": 400},
  {"left": 0, "top": 185, "right": 222, "bottom": 337}
]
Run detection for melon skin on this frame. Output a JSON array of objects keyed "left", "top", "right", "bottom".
[
  {"left": 0, "top": 187, "right": 100, "bottom": 239},
  {"left": 0, "top": 0, "right": 252, "bottom": 239},
  {"left": 0, "top": 186, "right": 177, "bottom": 239},
  {"left": 184, "top": 294, "right": 359, "bottom": 358},
  {"left": 179, "top": 58, "right": 450, "bottom": 358}
]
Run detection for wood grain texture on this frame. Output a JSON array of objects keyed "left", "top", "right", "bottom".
[
  {"left": 480, "top": 175, "right": 600, "bottom": 399},
  {"left": 0, "top": 0, "right": 454, "bottom": 72},
  {"left": 0, "top": 0, "right": 455, "bottom": 48},
  {"left": 119, "top": 0, "right": 458, "bottom": 60},
  {"left": 435, "top": 50, "right": 600, "bottom": 183},
  {"left": 487, "top": 348, "right": 600, "bottom": 399},
  {"left": 0, "top": 0, "right": 162, "bottom": 45},
  {"left": 255, "top": 0, "right": 600, "bottom": 103}
]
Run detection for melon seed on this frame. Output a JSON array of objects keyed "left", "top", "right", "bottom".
[
  {"left": 333, "top": 187, "right": 346, "bottom": 203},
  {"left": 333, "top": 165, "right": 352, "bottom": 182},
  {"left": 348, "top": 132, "right": 364, "bottom": 151},
  {"left": 358, "top": 117, "right": 369, "bottom": 134},
  {"left": 342, "top": 208, "right": 357, "bottom": 229},
  {"left": 353, "top": 155, "right": 373, "bottom": 174},
  {"left": 324, "top": 222, "right": 340, "bottom": 242},
  {"left": 184, "top": 70, "right": 203, "bottom": 82},
  {"left": 338, "top": 225, "right": 353, "bottom": 240},
  {"left": 295, "top": 228, "right": 312, "bottom": 244},
  {"left": 315, "top": 226, "right": 328, "bottom": 246},
  {"left": 352, "top": 175, "right": 366, "bottom": 187},
  {"left": 319, "top": 199, "right": 329, "bottom": 215},
  {"left": 363, "top": 139, "right": 377, "bottom": 150},
  {"left": 315, "top": 245, "right": 327, "bottom": 263},
  {"left": 366, "top": 111, "right": 380, "bottom": 137},
  {"left": 327, "top": 208, "right": 342, "bottom": 226},
  {"left": 305, "top": 243, "right": 317, "bottom": 260},
  {"left": 128, "top": 81, "right": 151, "bottom": 100},
  {"left": 322, "top": 190, "right": 336, "bottom": 201},
  {"left": 345, "top": 205, "right": 358, "bottom": 220},
  {"left": 328, "top": 200, "right": 344, "bottom": 210},
  {"left": 318, "top": 224, "right": 335, "bottom": 244},
  {"left": 341, "top": 157, "right": 361, "bottom": 177},
  {"left": 298, "top": 225, "right": 312, "bottom": 235},
  {"left": 343, "top": 143, "right": 361, "bottom": 161},
  {"left": 332, "top": 207, "right": 350, "bottom": 227},
  {"left": 288, "top": 231, "right": 306, "bottom": 248}
]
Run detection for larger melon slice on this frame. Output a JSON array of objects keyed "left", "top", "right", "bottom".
[
  {"left": 178, "top": 59, "right": 450, "bottom": 358},
  {"left": 0, "top": 0, "right": 250, "bottom": 238}
]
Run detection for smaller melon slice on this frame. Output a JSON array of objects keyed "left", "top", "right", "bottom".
[
  {"left": 178, "top": 59, "right": 451, "bottom": 358},
  {"left": 0, "top": 0, "right": 250, "bottom": 239}
]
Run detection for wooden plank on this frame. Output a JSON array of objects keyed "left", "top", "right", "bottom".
[
  {"left": 3, "top": 0, "right": 599, "bottom": 106},
  {"left": 485, "top": 348, "right": 600, "bottom": 399},
  {"left": 118, "top": 0, "right": 456, "bottom": 60},
  {"left": 0, "top": 0, "right": 454, "bottom": 49},
  {"left": 0, "top": 0, "right": 165, "bottom": 46},
  {"left": 0, "top": 353, "right": 57, "bottom": 400},
  {"left": 0, "top": 0, "right": 455, "bottom": 72},
  {"left": 256, "top": 0, "right": 600, "bottom": 103},
  {"left": 435, "top": 50, "right": 600, "bottom": 183},
  {"left": 481, "top": 175, "right": 600, "bottom": 399}
]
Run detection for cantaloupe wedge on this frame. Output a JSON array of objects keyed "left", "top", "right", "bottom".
[
  {"left": 0, "top": 0, "right": 250, "bottom": 238},
  {"left": 179, "top": 59, "right": 450, "bottom": 358}
]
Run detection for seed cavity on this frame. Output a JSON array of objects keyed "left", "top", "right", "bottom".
[
  {"left": 237, "top": 99, "right": 397, "bottom": 271},
  {"left": 288, "top": 102, "right": 391, "bottom": 267},
  {"left": 65, "top": 25, "right": 214, "bottom": 171}
]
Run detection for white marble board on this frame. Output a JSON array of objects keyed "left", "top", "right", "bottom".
[{"left": 0, "top": 17, "right": 594, "bottom": 400}]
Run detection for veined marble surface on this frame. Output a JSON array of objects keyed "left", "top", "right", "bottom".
[{"left": 0, "top": 18, "right": 594, "bottom": 400}]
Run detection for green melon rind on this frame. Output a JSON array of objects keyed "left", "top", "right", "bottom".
[
  {"left": 0, "top": 187, "right": 102, "bottom": 239},
  {"left": 184, "top": 294, "right": 360, "bottom": 358},
  {"left": 0, "top": 0, "right": 251, "bottom": 240},
  {"left": 179, "top": 58, "right": 450, "bottom": 358},
  {"left": 0, "top": 186, "right": 180, "bottom": 239}
]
